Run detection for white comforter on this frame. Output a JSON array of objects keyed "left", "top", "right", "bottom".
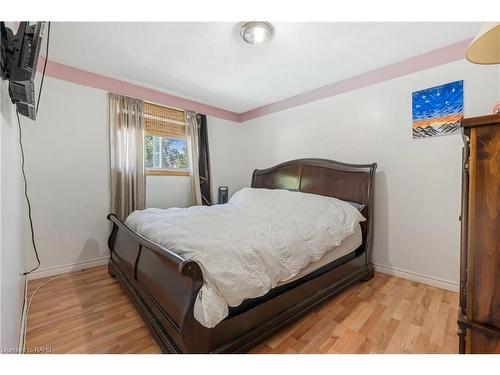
[{"left": 125, "top": 188, "right": 365, "bottom": 328}]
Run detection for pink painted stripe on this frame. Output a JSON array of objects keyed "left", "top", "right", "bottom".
[
  {"left": 239, "top": 38, "right": 473, "bottom": 122},
  {"left": 37, "top": 58, "right": 240, "bottom": 122}
]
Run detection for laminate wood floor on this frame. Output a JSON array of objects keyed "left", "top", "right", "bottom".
[{"left": 25, "top": 266, "right": 458, "bottom": 354}]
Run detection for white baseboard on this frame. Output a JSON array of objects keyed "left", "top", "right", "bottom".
[
  {"left": 27, "top": 256, "right": 110, "bottom": 280},
  {"left": 373, "top": 263, "right": 459, "bottom": 292}
]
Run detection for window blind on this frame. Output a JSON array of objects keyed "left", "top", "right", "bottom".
[{"left": 144, "top": 102, "right": 185, "bottom": 138}]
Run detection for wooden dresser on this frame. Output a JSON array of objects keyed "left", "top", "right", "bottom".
[{"left": 458, "top": 114, "right": 500, "bottom": 354}]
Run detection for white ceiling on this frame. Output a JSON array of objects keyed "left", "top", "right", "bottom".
[{"left": 48, "top": 22, "right": 481, "bottom": 113}]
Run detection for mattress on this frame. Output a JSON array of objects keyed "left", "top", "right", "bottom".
[{"left": 277, "top": 223, "right": 362, "bottom": 287}]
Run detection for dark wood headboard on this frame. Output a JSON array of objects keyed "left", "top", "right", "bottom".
[{"left": 251, "top": 158, "right": 377, "bottom": 260}]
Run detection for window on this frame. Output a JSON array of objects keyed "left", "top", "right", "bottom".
[{"left": 144, "top": 102, "right": 189, "bottom": 176}]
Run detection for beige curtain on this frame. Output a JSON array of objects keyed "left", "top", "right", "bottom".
[
  {"left": 108, "top": 93, "right": 145, "bottom": 220},
  {"left": 185, "top": 111, "right": 202, "bottom": 205}
]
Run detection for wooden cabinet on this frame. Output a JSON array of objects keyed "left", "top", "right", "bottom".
[{"left": 458, "top": 114, "right": 500, "bottom": 354}]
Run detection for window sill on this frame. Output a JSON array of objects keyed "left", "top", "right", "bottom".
[{"left": 146, "top": 169, "right": 190, "bottom": 177}]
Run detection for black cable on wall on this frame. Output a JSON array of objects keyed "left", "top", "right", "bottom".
[{"left": 17, "top": 109, "right": 41, "bottom": 275}]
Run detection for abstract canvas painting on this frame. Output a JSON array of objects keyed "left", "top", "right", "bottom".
[{"left": 412, "top": 80, "right": 463, "bottom": 139}]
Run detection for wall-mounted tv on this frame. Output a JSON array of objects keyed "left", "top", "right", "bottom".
[{"left": 1, "top": 21, "right": 45, "bottom": 120}]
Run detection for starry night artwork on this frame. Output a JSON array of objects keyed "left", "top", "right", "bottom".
[{"left": 412, "top": 80, "right": 463, "bottom": 139}]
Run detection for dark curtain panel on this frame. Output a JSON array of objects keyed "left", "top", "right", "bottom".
[{"left": 196, "top": 114, "right": 213, "bottom": 205}]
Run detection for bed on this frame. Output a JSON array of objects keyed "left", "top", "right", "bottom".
[{"left": 107, "top": 158, "right": 377, "bottom": 353}]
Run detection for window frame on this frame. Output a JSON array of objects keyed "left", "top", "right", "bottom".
[
  {"left": 144, "top": 102, "right": 189, "bottom": 177},
  {"left": 146, "top": 168, "right": 189, "bottom": 177}
]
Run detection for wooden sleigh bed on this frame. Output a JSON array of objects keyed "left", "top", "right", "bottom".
[{"left": 107, "top": 158, "right": 377, "bottom": 353}]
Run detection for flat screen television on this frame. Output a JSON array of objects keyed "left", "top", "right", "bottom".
[{"left": 1, "top": 21, "right": 45, "bottom": 120}]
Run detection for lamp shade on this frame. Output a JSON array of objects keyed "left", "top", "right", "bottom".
[{"left": 465, "top": 23, "right": 500, "bottom": 64}]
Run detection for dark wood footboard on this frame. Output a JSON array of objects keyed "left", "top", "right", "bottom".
[
  {"left": 107, "top": 158, "right": 377, "bottom": 353},
  {"left": 107, "top": 213, "right": 204, "bottom": 352}
]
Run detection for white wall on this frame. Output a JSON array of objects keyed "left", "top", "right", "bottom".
[
  {"left": 234, "top": 60, "right": 500, "bottom": 290},
  {"left": 146, "top": 176, "right": 192, "bottom": 208},
  {"left": 0, "top": 81, "right": 27, "bottom": 350},
  {"left": 22, "top": 76, "right": 240, "bottom": 276},
  {"left": 22, "top": 77, "right": 110, "bottom": 276}
]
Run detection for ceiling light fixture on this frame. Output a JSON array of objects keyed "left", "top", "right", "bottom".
[{"left": 240, "top": 21, "right": 274, "bottom": 45}]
